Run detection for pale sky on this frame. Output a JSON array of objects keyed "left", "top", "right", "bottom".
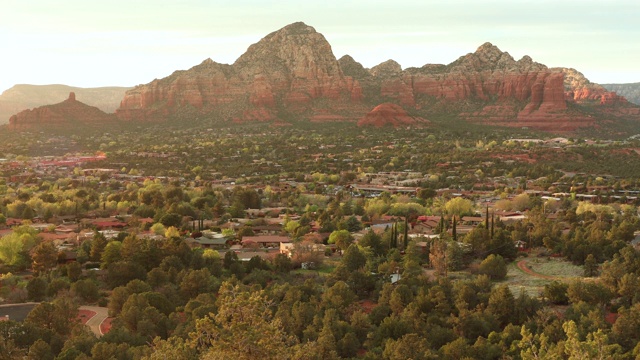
[{"left": 1, "top": 0, "right": 639, "bottom": 93}]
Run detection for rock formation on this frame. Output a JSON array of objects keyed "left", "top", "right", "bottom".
[
  {"left": 117, "top": 22, "right": 364, "bottom": 123},
  {"left": 0, "top": 84, "right": 130, "bottom": 125},
  {"left": 602, "top": 82, "right": 640, "bottom": 106},
  {"left": 358, "top": 103, "right": 428, "bottom": 127},
  {"left": 113, "top": 23, "right": 639, "bottom": 132},
  {"left": 9, "top": 92, "right": 116, "bottom": 129}
]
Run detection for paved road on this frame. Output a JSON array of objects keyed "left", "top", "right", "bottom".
[
  {"left": 80, "top": 305, "right": 109, "bottom": 337},
  {"left": 0, "top": 302, "right": 38, "bottom": 322}
]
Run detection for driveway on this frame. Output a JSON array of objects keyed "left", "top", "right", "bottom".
[{"left": 79, "top": 305, "right": 109, "bottom": 337}]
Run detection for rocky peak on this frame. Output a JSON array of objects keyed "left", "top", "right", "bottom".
[
  {"left": 233, "top": 21, "right": 341, "bottom": 78},
  {"left": 275, "top": 21, "right": 316, "bottom": 36},
  {"left": 475, "top": 42, "right": 503, "bottom": 58},
  {"left": 370, "top": 60, "right": 402, "bottom": 77},
  {"left": 67, "top": 92, "right": 76, "bottom": 101},
  {"left": 516, "top": 55, "right": 547, "bottom": 72},
  {"left": 555, "top": 67, "right": 596, "bottom": 91},
  {"left": 338, "top": 55, "right": 371, "bottom": 79}
]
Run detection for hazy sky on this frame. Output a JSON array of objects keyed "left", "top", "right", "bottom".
[{"left": 1, "top": 0, "right": 639, "bottom": 93}]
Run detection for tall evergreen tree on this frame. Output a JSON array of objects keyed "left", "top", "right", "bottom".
[
  {"left": 485, "top": 205, "right": 489, "bottom": 228},
  {"left": 403, "top": 217, "right": 409, "bottom": 249},
  {"left": 491, "top": 213, "right": 495, "bottom": 240},
  {"left": 452, "top": 216, "right": 457, "bottom": 241}
]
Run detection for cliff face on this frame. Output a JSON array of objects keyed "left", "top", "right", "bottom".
[
  {"left": 602, "top": 83, "right": 640, "bottom": 106},
  {"left": 117, "top": 22, "right": 364, "bottom": 123},
  {"left": 115, "top": 23, "right": 639, "bottom": 132},
  {"left": 9, "top": 92, "right": 116, "bottom": 129}
]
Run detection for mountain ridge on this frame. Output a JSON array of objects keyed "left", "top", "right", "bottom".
[{"left": 6, "top": 22, "right": 640, "bottom": 132}]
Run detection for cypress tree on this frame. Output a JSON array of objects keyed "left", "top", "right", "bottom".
[
  {"left": 403, "top": 217, "right": 409, "bottom": 249},
  {"left": 389, "top": 223, "right": 396, "bottom": 249},
  {"left": 452, "top": 216, "right": 457, "bottom": 241},
  {"left": 485, "top": 204, "right": 489, "bottom": 228},
  {"left": 491, "top": 213, "right": 495, "bottom": 240}
]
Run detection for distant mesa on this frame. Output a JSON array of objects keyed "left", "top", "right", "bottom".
[
  {"left": 358, "top": 103, "right": 429, "bottom": 128},
  {"left": 9, "top": 92, "right": 116, "bottom": 129},
  {"left": 0, "top": 84, "right": 131, "bottom": 125}
]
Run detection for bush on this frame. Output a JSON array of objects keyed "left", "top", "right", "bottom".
[{"left": 479, "top": 254, "right": 508, "bottom": 280}]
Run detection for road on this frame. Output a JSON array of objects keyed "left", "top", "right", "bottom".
[{"left": 79, "top": 305, "right": 109, "bottom": 337}]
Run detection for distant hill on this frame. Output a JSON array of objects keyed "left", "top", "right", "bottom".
[
  {"left": 602, "top": 83, "right": 640, "bottom": 105},
  {"left": 8, "top": 92, "right": 117, "bottom": 129},
  {"left": 0, "top": 84, "right": 131, "bottom": 124}
]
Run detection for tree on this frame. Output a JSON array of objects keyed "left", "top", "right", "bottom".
[
  {"left": 488, "top": 284, "right": 514, "bottom": 327},
  {"left": 563, "top": 320, "right": 622, "bottom": 359},
  {"left": 25, "top": 295, "right": 79, "bottom": 336},
  {"left": 180, "top": 268, "right": 215, "bottom": 299},
  {"left": 89, "top": 232, "right": 108, "bottom": 262},
  {"left": 479, "top": 254, "right": 508, "bottom": 280},
  {"left": 100, "top": 241, "right": 122, "bottom": 267},
  {"left": 119, "top": 293, "right": 170, "bottom": 339},
  {"left": 445, "top": 197, "right": 473, "bottom": 217},
  {"left": 544, "top": 281, "right": 569, "bottom": 305},
  {"left": 328, "top": 230, "right": 353, "bottom": 253},
  {"left": 340, "top": 244, "right": 367, "bottom": 273},
  {"left": 165, "top": 226, "right": 180, "bottom": 239},
  {"left": 584, "top": 254, "right": 598, "bottom": 277},
  {"left": 430, "top": 238, "right": 448, "bottom": 277},
  {"left": 191, "top": 282, "right": 297, "bottom": 359},
  {"left": 273, "top": 253, "right": 292, "bottom": 273},
  {"left": 30, "top": 241, "right": 58, "bottom": 274},
  {"left": 26, "top": 339, "right": 54, "bottom": 360},
  {"left": 0, "top": 226, "right": 38, "bottom": 267},
  {"left": 66, "top": 261, "right": 82, "bottom": 282},
  {"left": 150, "top": 223, "right": 166, "bottom": 236},
  {"left": 72, "top": 279, "right": 100, "bottom": 303},
  {"left": 159, "top": 213, "right": 182, "bottom": 228},
  {"left": 26, "top": 276, "right": 47, "bottom": 301}
]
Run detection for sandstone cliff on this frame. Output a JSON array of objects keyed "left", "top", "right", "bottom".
[
  {"left": 117, "top": 22, "right": 364, "bottom": 123},
  {"left": 115, "top": 23, "right": 639, "bottom": 132},
  {"left": 9, "top": 92, "right": 116, "bottom": 129},
  {"left": 601, "top": 82, "right": 640, "bottom": 106}
]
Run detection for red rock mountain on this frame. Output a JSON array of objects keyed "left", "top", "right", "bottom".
[
  {"left": 358, "top": 103, "right": 428, "bottom": 127},
  {"left": 117, "top": 22, "right": 364, "bottom": 123},
  {"left": 9, "top": 92, "right": 116, "bottom": 129},
  {"left": 112, "top": 22, "right": 639, "bottom": 131}
]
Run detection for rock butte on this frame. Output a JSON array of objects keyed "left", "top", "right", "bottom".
[
  {"left": 9, "top": 92, "right": 116, "bottom": 129},
  {"left": 8, "top": 22, "right": 640, "bottom": 131}
]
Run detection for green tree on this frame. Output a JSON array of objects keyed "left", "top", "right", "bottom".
[
  {"left": 30, "top": 241, "right": 58, "bottom": 274},
  {"left": 26, "top": 276, "right": 47, "bottom": 302},
  {"left": 584, "top": 254, "right": 598, "bottom": 277},
  {"left": 25, "top": 295, "right": 79, "bottom": 336},
  {"left": 328, "top": 230, "right": 353, "bottom": 253},
  {"left": 100, "top": 241, "right": 122, "bottom": 267},
  {"left": 445, "top": 197, "right": 473, "bottom": 217},
  {"left": 191, "top": 282, "right": 297, "bottom": 359},
  {"left": 479, "top": 254, "right": 508, "bottom": 280},
  {"left": 89, "top": 232, "right": 108, "bottom": 262}
]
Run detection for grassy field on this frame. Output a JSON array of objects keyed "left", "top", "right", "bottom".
[{"left": 505, "top": 257, "right": 585, "bottom": 297}]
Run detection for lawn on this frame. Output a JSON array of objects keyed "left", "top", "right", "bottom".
[{"left": 505, "top": 257, "right": 585, "bottom": 297}]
